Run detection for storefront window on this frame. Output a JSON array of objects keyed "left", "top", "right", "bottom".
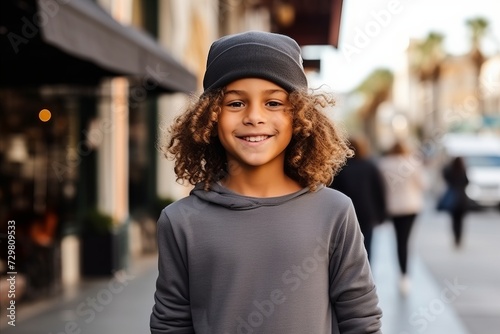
[{"left": 0, "top": 87, "right": 88, "bottom": 299}]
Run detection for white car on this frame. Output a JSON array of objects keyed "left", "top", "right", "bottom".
[{"left": 441, "top": 133, "right": 500, "bottom": 208}]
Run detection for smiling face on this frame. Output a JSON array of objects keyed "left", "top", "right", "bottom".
[{"left": 217, "top": 78, "right": 293, "bottom": 173}]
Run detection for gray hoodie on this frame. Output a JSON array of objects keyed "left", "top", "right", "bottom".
[{"left": 150, "top": 183, "right": 382, "bottom": 334}]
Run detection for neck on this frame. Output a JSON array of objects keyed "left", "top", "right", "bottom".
[{"left": 220, "top": 164, "right": 301, "bottom": 198}]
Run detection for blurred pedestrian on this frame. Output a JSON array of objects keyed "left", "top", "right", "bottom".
[
  {"left": 329, "top": 135, "right": 387, "bottom": 261},
  {"left": 378, "top": 140, "right": 425, "bottom": 295},
  {"left": 150, "top": 31, "right": 382, "bottom": 333},
  {"left": 441, "top": 156, "right": 469, "bottom": 248}
]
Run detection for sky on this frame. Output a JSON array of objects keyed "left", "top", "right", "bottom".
[{"left": 303, "top": 0, "right": 500, "bottom": 93}]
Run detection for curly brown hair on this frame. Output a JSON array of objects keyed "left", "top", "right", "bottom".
[{"left": 160, "top": 88, "right": 353, "bottom": 191}]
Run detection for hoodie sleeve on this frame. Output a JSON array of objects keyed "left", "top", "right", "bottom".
[
  {"left": 329, "top": 201, "right": 382, "bottom": 334},
  {"left": 150, "top": 210, "right": 194, "bottom": 334}
]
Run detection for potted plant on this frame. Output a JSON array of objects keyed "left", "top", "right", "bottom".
[
  {"left": 80, "top": 209, "right": 117, "bottom": 277},
  {"left": 150, "top": 197, "right": 175, "bottom": 218}
]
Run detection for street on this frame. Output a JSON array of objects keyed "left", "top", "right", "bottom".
[{"left": 1, "top": 198, "right": 499, "bottom": 334}]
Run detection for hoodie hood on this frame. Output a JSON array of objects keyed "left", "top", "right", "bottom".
[{"left": 190, "top": 182, "right": 316, "bottom": 210}]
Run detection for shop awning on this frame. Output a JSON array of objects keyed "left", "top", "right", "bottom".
[
  {"left": 0, "top": 0, "right": 197, "bottom": 93},
  {"left": 257, "top": 0, "right": 344, "bottom": 48}
]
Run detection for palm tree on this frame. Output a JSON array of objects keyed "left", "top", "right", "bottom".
[
  {"left": 354, "top": 68, "right": 394, "bottom": 149},
  {"left": 409, "top": 32, "right": 445, "bottom": 138},
  {"left": 466, "top": 17, "right": 489, "bottom": 118}
]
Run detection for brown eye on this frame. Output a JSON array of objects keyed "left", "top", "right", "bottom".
[
  {"left": 266, "top": 101, "right": 282, "bottom": 107},
  {"left": 227, "top": 101, "right": 244, "bottom": 108}
]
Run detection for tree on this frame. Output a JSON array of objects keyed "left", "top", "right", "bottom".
[
  {"left": 354, "top": 68, "right": 394, "bottom": 149},
  {"left": 409, "top": 32, "right": 445, "bottom": 138},
  {"left": 466, "top": 17, "right": 489, "bottom": 118}
]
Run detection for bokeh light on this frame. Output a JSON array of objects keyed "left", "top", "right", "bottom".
[{"left": 39, "top": 108, "right": 51, "bottom": 122}]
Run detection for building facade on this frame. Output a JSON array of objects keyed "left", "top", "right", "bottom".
[{"left": 0, "top": 0, "right": 199, "bottom": 301}]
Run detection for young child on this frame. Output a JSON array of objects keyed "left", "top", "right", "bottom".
[{"left": 150, "top": 31, "right": 382, "bottom": 334}]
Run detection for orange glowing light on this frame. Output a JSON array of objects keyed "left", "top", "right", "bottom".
[{"left": 39, "top": 109, "right": 51, "bottom": 122}]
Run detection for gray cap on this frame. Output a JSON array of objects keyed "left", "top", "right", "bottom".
[{"left": 203, "top": 31, "right": 308, "bottom": 92}]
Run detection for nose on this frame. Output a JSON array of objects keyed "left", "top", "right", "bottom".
[{"left": 243, "top": 103, "right": 266, "bottom": 125}]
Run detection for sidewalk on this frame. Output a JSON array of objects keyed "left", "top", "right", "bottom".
[
  {"left": 1, "top": 226, "right": 470, "bottom": 334},
  {"left": 371, "top": 222, "right": 469, "bottom": 334},
  {"left": 0, "top": 254, "right": 159, "bottom": 334}
]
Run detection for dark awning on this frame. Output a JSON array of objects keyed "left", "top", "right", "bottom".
[
  {"left": 257, "top": 0, "right": 344, "bottom": 48},
  {"left": 0, "top": 0, "right": 197, "bottom": 93}
]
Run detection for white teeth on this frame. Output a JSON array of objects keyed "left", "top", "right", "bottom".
[{"left": 243, "top": 136, "right": 268, "bottom": 142}]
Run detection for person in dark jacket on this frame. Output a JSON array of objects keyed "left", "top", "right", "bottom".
[
  {"left": 329, "top": 136, "right": 387, "bottom": 261},
  {"left": 442, "top": 156, "right": 469, "bottom": 248}
]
